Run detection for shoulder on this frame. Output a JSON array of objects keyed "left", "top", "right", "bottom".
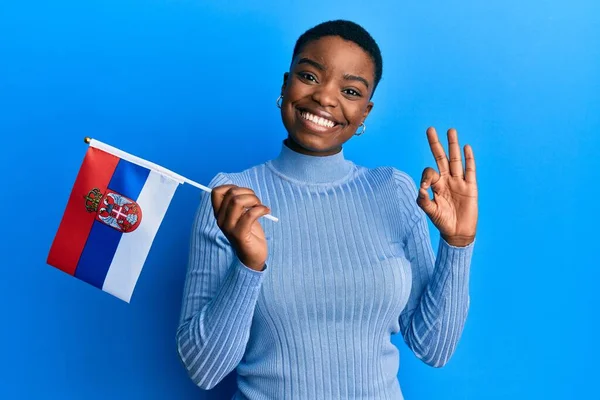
[
  {"left": 354, "top": 165, "right": 422, "bottom": 226},
  {"left": 355, "top": 164, "right": 419, "bottom": 196},
  {"left": 389, "top": 167, "right": 420, "bottom": 198},
  {"left": 197, "top": 162, "right": 268, "bottom": 216},
  {"left": 206, "top": 162, "right": 270, "bottom": 190}
]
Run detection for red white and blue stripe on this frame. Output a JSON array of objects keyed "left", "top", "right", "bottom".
[{"left": 47, "top": 140, "right": 180, "bottom": 302}]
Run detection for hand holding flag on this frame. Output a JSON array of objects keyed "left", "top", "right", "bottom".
[{"left": 211, "top": 185, "right": 271, "bottom": 272}]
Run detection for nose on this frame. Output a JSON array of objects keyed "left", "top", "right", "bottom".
[{"left": 311, "top": 83, "right": 338, "bottom": 108}]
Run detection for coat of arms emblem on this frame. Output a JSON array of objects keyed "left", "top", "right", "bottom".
[{"left": 84, "top": 188, "right": 142, "bottom": 233}]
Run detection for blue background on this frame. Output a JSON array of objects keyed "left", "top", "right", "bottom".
[{"left": 1, "top": 1, "right": 597, "bottom": 399}]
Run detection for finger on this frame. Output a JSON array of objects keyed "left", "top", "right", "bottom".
[
  {"left": 426, "top": 127, "right": 449, "bottom": 176},
  {"left": 447, "top": 128, "right": 464, "bottom": 178},
  {"left": 211, "top": 184, "right": 237, "bottom": 217},
  {"left": 236, "top": 205, "right": 271, "bottom": 236},
  {"left": 222, "top": 193, "right": 263, "bottom": 231},
  {"left": 215, "top": 186, "right": 238, "bottom": 226},
  {"left": 218, "top": 188, "right": 256, "bottom": 228},
  {"left": 464, "top": 144, "right": 476, "bottom": 184},
  {"left": 216, "top": 187, "right": 255, "bottom": 227}
]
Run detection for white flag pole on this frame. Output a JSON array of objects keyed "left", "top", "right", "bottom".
[{"left": 84, "top": 137, "right": 279, "bottom": 222}]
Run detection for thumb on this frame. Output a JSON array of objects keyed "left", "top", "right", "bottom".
[
  {"left": 416, "top": 167, "right": 438, "bottom": 216},
  {"left": 417, "top": 186, "right": 437, "bottom": 216}
]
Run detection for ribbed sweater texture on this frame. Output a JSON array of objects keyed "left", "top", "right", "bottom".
[{"left": 177, "top": 141, "right": 474, "bottom": 399}]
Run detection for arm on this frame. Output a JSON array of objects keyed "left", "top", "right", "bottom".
[
  {"left": 395, "top": 169, "right": 474, "bottom": 368},
  {"left": 176, "top": 173, "right": 266, "bottom": 389}
]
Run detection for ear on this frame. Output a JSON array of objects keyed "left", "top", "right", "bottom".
[
  {"left": 362, "top": 101, "right": 374, "bottom": 122},
  {"left": 281, "top": 72, "right": 289, "bottom": 93}
]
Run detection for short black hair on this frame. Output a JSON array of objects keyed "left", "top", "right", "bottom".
[{"left": 291, "top": 20, "right": 383, "bottom": 95}]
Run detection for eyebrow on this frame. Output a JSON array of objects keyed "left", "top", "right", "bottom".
[
  {"left": 297, "top": 57, "right": 325, "bottom": 71},
  {"left": 343, "top": 73, "right": 370, "bottom": 89}
]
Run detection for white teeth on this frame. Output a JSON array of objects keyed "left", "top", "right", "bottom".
[{"left": 301, "top": 111, "right": 335, "bottom": 128}]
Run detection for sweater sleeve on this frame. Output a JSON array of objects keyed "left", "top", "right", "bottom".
[
  {"left": 176, "top": 172, "right": 267, "bottom": 390},
  {"left": 393, "top": 169, "right": 474, "bottom": 368}
]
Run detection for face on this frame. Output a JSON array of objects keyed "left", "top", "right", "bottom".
[{"left": 280, "top": 35, "right": 375, "bottom": 156}]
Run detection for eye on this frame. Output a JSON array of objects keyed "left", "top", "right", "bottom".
[
  {"left": 343, "top": 88, "right": 361, "bottom": 97},
  {"left": 298, "top": 72, "right": 317, "bottom": 82}
]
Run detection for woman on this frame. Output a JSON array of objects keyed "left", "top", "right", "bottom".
[{"left": 176, "top": 19, "right": 478, "bottom": 399}]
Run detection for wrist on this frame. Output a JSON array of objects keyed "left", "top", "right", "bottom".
[
  {"left": 249, "top": 263, "right": 266, "bottom": 272},
  {"left": 441, "top": 234, "right": 475, "bottom": 247},
  {"left": 239, "top": 257, "right": 266, "bottom": 272}
]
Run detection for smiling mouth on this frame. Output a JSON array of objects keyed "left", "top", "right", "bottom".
[{"left": 297, "top": 108, "right": 340, "bottom": 129}]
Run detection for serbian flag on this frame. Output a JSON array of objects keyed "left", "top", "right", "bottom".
[{"left": 47, "top": 138, "right": 182, "bottom": 303}]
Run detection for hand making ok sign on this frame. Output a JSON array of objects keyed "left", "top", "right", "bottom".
[{"left": 417, "top": 127, "right": 478, "bottom": 247}]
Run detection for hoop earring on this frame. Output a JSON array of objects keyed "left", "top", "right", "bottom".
[
  {"left": 276, "top": 95, "right": 283, "bottom": 109},
  {"left": 355, "top": 122, "right": 366, "bottom": 136}
]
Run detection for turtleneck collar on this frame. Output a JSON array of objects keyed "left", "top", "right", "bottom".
[{"left": 267, "top": 139, "right": 355, "bottom": 184}]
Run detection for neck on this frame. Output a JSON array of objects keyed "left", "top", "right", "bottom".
[
  {"left": 267, "top": 139, "right": 354, "bottom": 184},
  {"left": 283, "top": 138, "right": 342, "bottom": 157}
]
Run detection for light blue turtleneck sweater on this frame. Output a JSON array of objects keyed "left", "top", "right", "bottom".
[{"left": 176, "top": 140, "right": 474, "bottom": 399}]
